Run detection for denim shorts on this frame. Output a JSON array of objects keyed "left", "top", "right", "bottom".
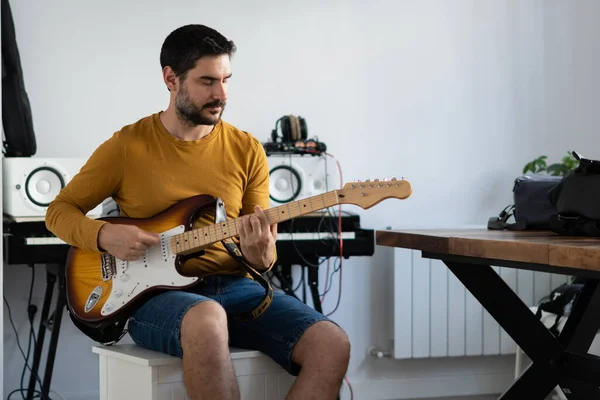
[{"left": 127, "top": 274, "right": 334, "bottom": 376}]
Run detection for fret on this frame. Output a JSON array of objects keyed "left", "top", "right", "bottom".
[
  {"left": 184, "top": 230, "right": 192, "bottom": 251},
  {"left": 180, "top": 232, "right": 187, "bottom": 251},
  {"left": 190, "top": 230, "right": 197, "bottom": 250},
  {"left": 211, "top": 222, "right": 218, "bottom": 243},
  {"left": 171, "top": 188, "right": 347, "bottom": 256},
  {"left": 202, "top": 226, "right": 210, "bottom": 244},
  {"left": 175, "top": 234, "right": 182, "bottom": 253},
  {"left": 183, "top": 232, "right": 190, "bottom": 248},
  {"left": 266, "top": 209, "right": 275, "bottom": 223},
  {"left": 195, "top": 229, "right": 202, "bottom": 246},
  {"left": 227, "top": 220, "right": 236, "bottom": 238}
]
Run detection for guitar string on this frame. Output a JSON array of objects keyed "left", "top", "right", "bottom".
[
  {"left": 113, "top": 180, "right": 407, "bottom": 263},
  {"left": 105, "top": 179, "right": 407, "bottom": 265},
  {"left": 117, "top": 192, "right": 340, "bottom": 263}
]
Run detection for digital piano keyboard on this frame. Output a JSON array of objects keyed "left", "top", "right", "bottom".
[
  {"left": 274, "top": 212, "right": 374, "bottom": 265},
  {"left": 3, "top": 212, "right": 374, "bottom": 265},
  {"left": 3, "top": 216, "right": 69, "bottom": 265}
]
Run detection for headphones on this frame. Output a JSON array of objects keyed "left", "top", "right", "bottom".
[{"left": 271, "top": 115, "right": 308, "bottom": 143}]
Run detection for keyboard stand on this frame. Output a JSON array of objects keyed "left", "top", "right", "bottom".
[
  {"left": 272, "top": 256, "right": 323, "bottom": 313},
  {"left": 27, "top": 263, "right": 66, "bottom": 400}
]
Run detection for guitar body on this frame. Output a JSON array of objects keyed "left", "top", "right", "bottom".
[{"left": 66, "top": 194, "right": 215, "bottom": 326}]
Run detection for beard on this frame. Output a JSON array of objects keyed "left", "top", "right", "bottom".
[{"left": 175, "top": 85, "right": 226, "bottom": 126}]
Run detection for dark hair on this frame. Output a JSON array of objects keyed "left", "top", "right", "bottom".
[{"left": 160, "top": 24, "right": 236, "bottom": 80}]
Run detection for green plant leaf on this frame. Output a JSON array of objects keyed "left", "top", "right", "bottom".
[{"left": 546, "top": 163, "right": 567, "bottom": 176}]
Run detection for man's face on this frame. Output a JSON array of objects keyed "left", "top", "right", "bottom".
[{"left": 174, "top": 55, "right": 232, "bottom": 126}]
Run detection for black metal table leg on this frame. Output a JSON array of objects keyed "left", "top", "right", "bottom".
[
  {"left": 501, "top": 362, "right": 562, "bottom": 400},
  {"left": 443, "top": 260, "right": 564, "bottom": 399},
  {"left": 438, "top": 258, "right": 600, "bottom": 400},
  {"left": 443, "top": 261, "right": 564, "bottom": 362},
  {"left": 556, "top": 280, "right": 600, "bottom": 399},
  {"left": 557, "top": 280, "right": 600, "bottom": 352}
]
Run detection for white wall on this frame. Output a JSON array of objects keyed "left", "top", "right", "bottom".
[{"left": 4, "top": 1, "right": 599, "bottom": 399}]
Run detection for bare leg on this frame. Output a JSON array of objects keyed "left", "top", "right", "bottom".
[
  {"left": 286, "top": 321, "right": 351, "bottom": 400},
  {"left": 180, "top": 301, "right": 239, "bottom": 400}
]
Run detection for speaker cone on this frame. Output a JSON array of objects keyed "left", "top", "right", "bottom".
[
  {"left": 25, "top": 166, "right": 65, "bottom": 207},
  {"left": 269, "top": 165, "right": 302, "bottom": 204}
]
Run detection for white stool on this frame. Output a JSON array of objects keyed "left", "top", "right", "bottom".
[{"left": 93, "top": 344, "right": 295, "bottom": 400}]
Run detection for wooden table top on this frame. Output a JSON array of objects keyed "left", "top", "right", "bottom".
[{"left": 376, "top": 229, "right": 600, "bottom": 272}]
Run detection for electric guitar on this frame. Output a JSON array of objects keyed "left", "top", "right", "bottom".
[{"left": 65, "top": 178, "right": 411, "bottom": 325}]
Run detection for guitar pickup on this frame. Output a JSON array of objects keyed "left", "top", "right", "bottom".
[{"left": 100, "top": 253, "right": 116, "bottom": 281}]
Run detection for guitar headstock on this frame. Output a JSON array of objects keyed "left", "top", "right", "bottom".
[{"left": 337, "top": 178, "right": 412, "bottom": 209}]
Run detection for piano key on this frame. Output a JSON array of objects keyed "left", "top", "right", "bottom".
[
  {"left": 276, "top": 232, "right": 355, "bottom": 241},
  {"left": 26, "top": 237, "right": 67, "bottom": 245}
]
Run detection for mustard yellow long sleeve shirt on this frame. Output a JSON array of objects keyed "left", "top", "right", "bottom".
[{"left": 45, "top": 112, "right": 275, "bottom": 276}]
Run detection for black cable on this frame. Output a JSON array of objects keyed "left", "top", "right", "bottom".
[
  {"left": 288, "top": 217, "right": 322, "bottom": 268},
  {"left": 325, "top": 258, "right": 344, "bottom": 317},
  {"left": 317, "top": 208, "right": 340, "bottom": 259},
  {"left": 4, "top": 295, "right": 47, "bottom": 399},
  {"left": 266, "top": 271, "right": 283, "bottom": 290},
  {"left": 320, "top": 257, "right": 341, "bottom": 297},
  {"left": 21, "top": 265, "right": 38, "bottom": 399},
  {"left": 267, "top": 266, "right": 305, "bottom": 293}
]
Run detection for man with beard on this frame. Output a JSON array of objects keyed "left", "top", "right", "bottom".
[{"left": 45, "top": 24, "right": 350, "bottom": 400}]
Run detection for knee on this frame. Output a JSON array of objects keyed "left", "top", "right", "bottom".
[
  {"left": 300, "top": 321, "right": 351, "bottom": 369},
  {"left": 328, "top": 326, "right": 351, "bottom": 367},
  {"left": 181, "top": 300, "right": 228, "bottom": 348}
]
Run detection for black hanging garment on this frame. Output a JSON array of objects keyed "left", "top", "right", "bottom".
[{"left": 2, "top": 0, "right": 37, "bottom": 157}]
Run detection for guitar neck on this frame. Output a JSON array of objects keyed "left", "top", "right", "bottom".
[{"left": 172, "top": 190, "right": 340, "bottom": 255}]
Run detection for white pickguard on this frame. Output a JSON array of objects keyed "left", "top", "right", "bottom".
[{"left": 100, "top": 225, "right": 199, "bottom": 316}]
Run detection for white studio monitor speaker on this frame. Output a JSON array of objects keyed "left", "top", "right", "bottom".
[
  {"left": 267, "top": 154, "right": 338, "bottom": 208},
  {"left": 2, "top": 157, "right": 103, "bottom": 220}
]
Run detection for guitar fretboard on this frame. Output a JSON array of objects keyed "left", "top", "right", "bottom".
[{"left": 169, "top": 191, "right": 340, "bottom": 255}]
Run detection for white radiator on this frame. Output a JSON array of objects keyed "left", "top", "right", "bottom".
[{"left": 393, "top": 248, "right": 570, "bottom": 359}]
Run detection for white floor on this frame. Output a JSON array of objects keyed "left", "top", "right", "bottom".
[
  {"left": 413, "top": 396, "right": 497, "bottom": 400},
  {"left": 411, "top": 392, "right": 566, "bottom": 400}
]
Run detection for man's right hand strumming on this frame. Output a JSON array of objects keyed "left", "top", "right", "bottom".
[{"left": 98, "top": 224, "right": 161, "bottom": 261}]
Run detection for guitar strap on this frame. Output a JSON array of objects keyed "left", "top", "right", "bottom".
[
  {"left": 215, "top": 198, "right": 273, "bottom": 322},
  {"left": 221, "top": 238, "right": 274, "bottom": 322}
]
